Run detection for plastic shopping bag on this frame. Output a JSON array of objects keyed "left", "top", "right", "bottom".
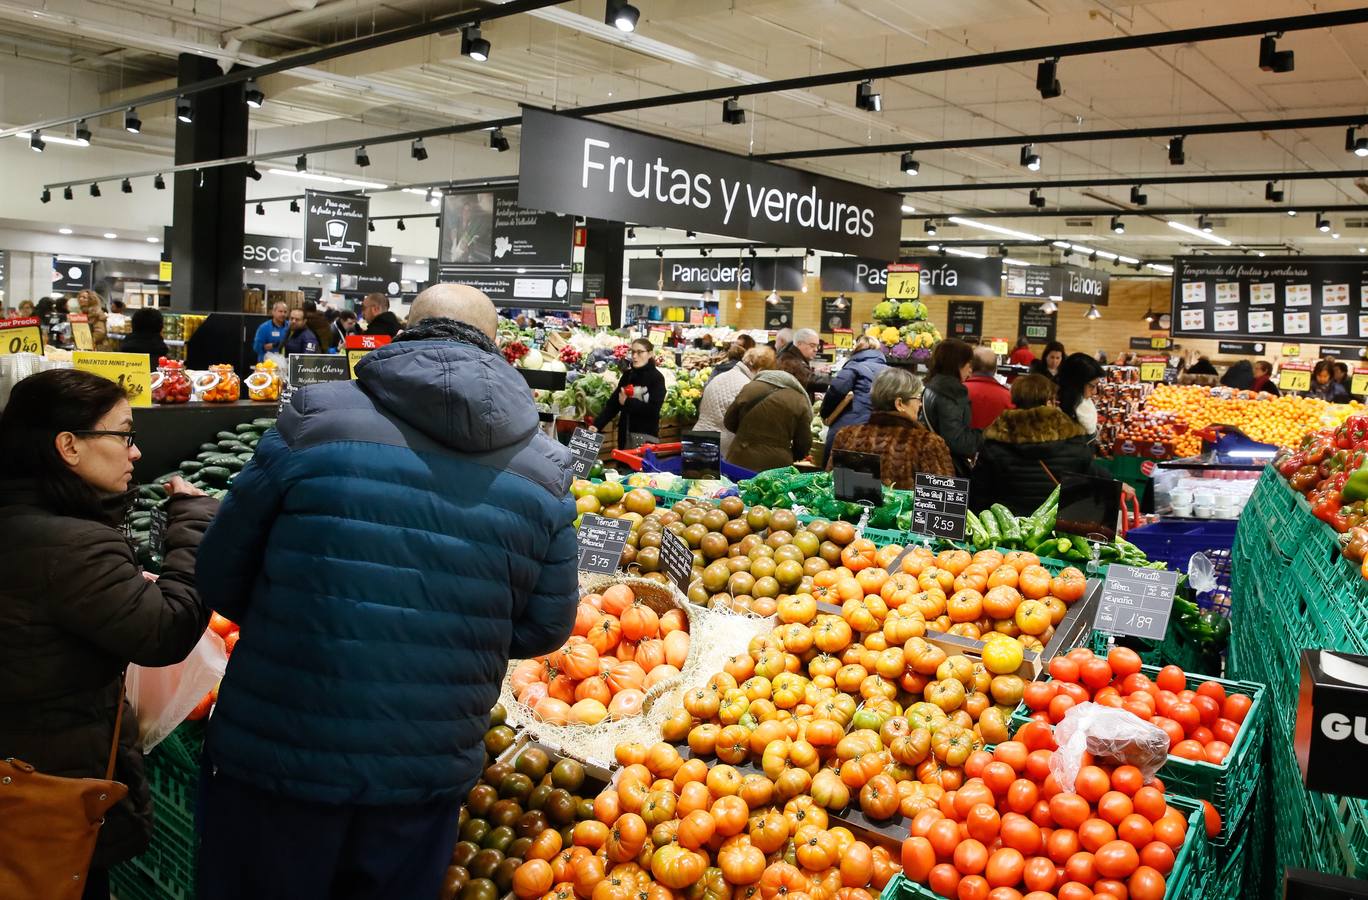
[
  {"left": 125, "top": 628, "right": 228, "bottom": 751},
  {"left": 1048, "top": 702, "right": 1170, "bottom": 792}
]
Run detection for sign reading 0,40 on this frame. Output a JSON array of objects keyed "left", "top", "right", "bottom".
[{"left": 0, "top": 318, "right": 44, "bottom": 356}]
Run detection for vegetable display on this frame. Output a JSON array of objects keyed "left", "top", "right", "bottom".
[{"left": 739, "top": 467, "right": 920, "bottom": 530}]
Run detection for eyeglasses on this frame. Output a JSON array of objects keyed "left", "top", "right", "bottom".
[
  {"left": 632, "top": 349, "right": 651, "bottom": 356},
  {"left": 73, "top": 429, "right": 137, "bottom": 448}
]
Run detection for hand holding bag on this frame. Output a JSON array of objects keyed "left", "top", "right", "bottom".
[{"left": 0, "top": 682, "right": 129, "bottom": 900}]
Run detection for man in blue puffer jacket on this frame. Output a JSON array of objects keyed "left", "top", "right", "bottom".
[{"left": 194, "top": 284, "right": 578, "bottom": 899}]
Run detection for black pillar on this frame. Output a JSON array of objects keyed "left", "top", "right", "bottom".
[
  {"left": 170, "top": 55, "right": 249, "bottom": 312},
  {"left": 582, "top": 220, "right": 625, "bottom": 327}
]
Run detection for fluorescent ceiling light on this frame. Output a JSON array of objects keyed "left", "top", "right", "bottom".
[
  {"left": 947, "top": 217, "right": 1042, "bottom": 242},
  {"left": 1002, "top": 257, "right": 1033, "bottom": 267},
  {"left": 266, "top": 168, "right": 387, "bottom": 190},
  {"left": 15, "top": 131, "right": 87, "bottom": 148},
  {"left": 1147, "top": 263, "right": 1175, "bottom": 274},
  {"left": 146, "top": 236, "right": 159, "bottom": 243},
  {"left": 103, "top": 232, "right": 117, "bottom": 239},
  {"left": 58, "top": 227, "right": 73, "bottom": 234},
  {"left": 1118, "top": 256, "right": 1140, "bottom": 265},
  {"left": 1167, "top": 219, "right": 1233, "bottom": 246},
  {"left": 1052, "top": 240, "right": 1071, "bottom": 248},
  {"left": 945, "top": 247, "right": 987, "bottom": 259},
  {"left": 900, "top": 204, "right": 916, "bottom": 214}
]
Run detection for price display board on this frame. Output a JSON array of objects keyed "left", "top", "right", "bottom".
[
  {"left": 566, "top": 428, "right": 606, "bottom": 479},
  {"left": 1283, "top": 343, "right": 1302, "bottom": 358},
  {"left": 1094, "top": 564, "right": 1180, "bottom": 641},
  {"left": 989, "top": 338, "right": 1010, "bottom": 356},
  {"left": 831, "top": 450, "right": 883, "bottom": 505},
  {"left": 73, "top": 351, "right": 152, "bottom": 407},
  {"left": 0, "top": 316, "right": 44, "bottom": 356},
  {"left": 1138, "top": 359, "right": 1168, "bottom": 383},
  {"left": 658, "top": 527, "right": 695, "bottom": 594},
  {"left": 576, "top": 513, "right": 632, "bottom": 574},
  {"left": 1279, "top": 363, "right": 1312, "bottom": 393},
  {"left": 884, "top": 263, "right": 921, "bottom": 301},
  {"left": 344, "top": 332, "right": 391, "bottom": 380},
  {"left": 1353, "top": 366, "right": 1368, "bottom": 397},
  {"left": 831, "top": 330, "right": 854, "bottom": 349},
  {"left": 910, "top": 473, "right": 970, "bottom": 541},
  {"left": 594, "top": 299, "right": 612, "bottom": 327},
  {"left": 68, "top": 314, "right": 94, "bottom": 351}
]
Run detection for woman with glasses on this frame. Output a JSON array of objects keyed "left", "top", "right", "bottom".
[
  {"left": 827, "top": 368, "right": 953, "bottom": 489},
  {"left": 0, "top": 369, "right": 219, "bottom": 899},
  {"left": 590, "top": 338, "right": 667, "bottom": 449}
]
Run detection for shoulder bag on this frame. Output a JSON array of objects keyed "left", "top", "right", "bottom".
[{"left": 0, "top": 680, "right": 130, "bottom": 900}]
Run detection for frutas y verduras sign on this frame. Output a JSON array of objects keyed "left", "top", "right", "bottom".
[{"left": 518, "top": 107, "right": 902, "bottom": 259}]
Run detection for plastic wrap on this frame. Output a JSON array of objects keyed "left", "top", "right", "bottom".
[
  {"left": 125, "top": 629, "right": 228, "bottom": 751},
  {"left": 1048, "top": 702, "right": 1170, "bottom": 792}
]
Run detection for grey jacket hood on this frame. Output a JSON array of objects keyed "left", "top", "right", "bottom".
[
  {"left": 354, "top": 339, "right": 538, "bottom": 453},
  {"left": 755, "top": 369, "right": 808, "bottom": 394}
]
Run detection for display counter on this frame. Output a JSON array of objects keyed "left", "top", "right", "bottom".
[{"left": 132, "top": 399, "right": 276, "bottom": 482}]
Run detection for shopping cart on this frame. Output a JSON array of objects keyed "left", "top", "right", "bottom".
[{"left": 611, "top": 442, "right": 757, "bottom": 481}]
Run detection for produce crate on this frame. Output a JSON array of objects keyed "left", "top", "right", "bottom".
[
  {"left": 1097, "top": 453, "right": 1153, "bottom": 501},
  {"left": 1125, "top": 519, "right": 1235, "bottom": 614},
  {"left": 109, "top": 721, "right": 204, "bottom": 900},
  {"left": 1203, "top": 781, "right": 1267, "bottom": 900},
  {"left": 877, "top": 794, "right": 1207, "bottom": 900},
  {"left": 1087, "top": 625, "right": 1206, "bottom": 676}
]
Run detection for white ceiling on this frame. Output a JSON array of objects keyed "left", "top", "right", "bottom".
[{"left": 2, "top": 0, "right": 1368, "bottom": 265}]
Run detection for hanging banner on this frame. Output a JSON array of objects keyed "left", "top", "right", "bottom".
[
  {"left": 337, "top": 247, "right": 403, "bottom": 297},
  {"left": 1058, "top": 264, "right": 1111, "bottom": 306},
  {"left": 763, "top": 297, "right": 795, "bottom": 330},
  {"left": 626, "top": 257, "right": 804, "bottom": 292},
  {"left": 304, "top": 190, "right": 369, "bottom": 266},
  {"left": 437, "top": 188, "right": 575, "bottom": 305},
  {"left": 518, "top": 107, "right": 903, "bottom": 259},
  {"left": 947, "top": 301, "right": 983, "bottom": 339},
  {"left": 1017, "top": 302, "right": 1058, "bottom": 344},
  {"left": 1004, "top": 265, "right": 1058, "bottom": 299},
  {"left": 821, "top": 256, "right": 1003, "bottom": 298},
  {"left": 821, "top": 295, "right": 853, "bottom": 332},
  {"left": 52, "top": 258, "right": 92, "bottom": 292}
]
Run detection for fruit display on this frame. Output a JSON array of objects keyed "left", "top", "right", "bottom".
[
  {"left": 245, "top": 359, "right": 282, "bottom": 401},
  {"left": 662, "top": 368, "right": 708, "bottom": 422},
  {"left": 1020, "top": 648, "right": 1254, "bottom": 766},
  {"left": 152, "top": 357, "right": 191, "bottom": 404},
  {"left": 507, "top": 581, "right": 691, "bottom": 727},
  {"left": 867, "top": 300, "right": 941, "bottom": 360},
  {"left": 1144, "top": 384, "right": 1355, "bottom": 456},
  {"left": 197, "top": 363, "right": 241, "bottom": 402},
  {"left": 1271, "top": 414, "right": 1368, "bottom": 586}
]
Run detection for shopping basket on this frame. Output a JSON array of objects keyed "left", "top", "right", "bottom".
[{"left": 611, "top": 442, "right": 757, "bottom": 482}]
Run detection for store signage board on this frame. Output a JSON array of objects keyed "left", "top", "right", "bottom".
[
  {"left": 884, "top": 263, "right": 921, "bottom": 300},
  {"left": 72, "top": 351, "right": 152, "bottom": 407},
  {"left": 628, "top": 257, "right": 804, "bottom": 293},
  {"left": 1353, "top": 366, "right": 1368, "bottom": 397},
  {"left": 1170, "top": 255, "right": 1368, "bottom": 343},
  {"left": 52, "top": 258, "right": 91, "bottom": 292},
  {"left": 658, "top": 527, "right": 695, "bottom": 594},
  {"left": 287, "top": 354, "right": 350, "bottom": 405},
  {"left": 948, "top": 301, "right": 983, "bottom": 339},
  {"left": 1094, "top": 564, "right": 1180, "bottom": 641},
  {"left": 1294, "top": 649, "right": 1368, "bottom": 799},
  {"left": 439, "top": 188, "right": 574, "bottom": 305},
  {"left": 1217, "top": 340, "right": 1266, "bottom": 355},
  {"left": 576, "top": 513, "right": 632, "bottom": 575},
  {"left": 1017, "top": 302, "right": 1058, "bottom": 344},
  {"left": 821, "top": 295, "right": 853, "bottom": 332},
  {"left": 1058, "top": 264, "right": 1111, "bottom": 306},
  {"left": 519, "top": 107, "right": 902, "bottom": 259},
  {"left": 822, "top": 257, "right": 1003, "bottom": 298},
  {"left": 1004, "top": 265, "right": 1057, "bottom": 299},
  {"left": 911, "top": 473, "right": 970, "bottom": 541},
  {"left": 159, "top": 261, "right": 173, "bottom": 282},
  {"left": 1321, "top": 344, "right": 1367, "bottom": 359},
  {"left": 68, "top": 314, "right": 94, "bottom": 351},
  {"left": 594, "top": 298, "right": 612, "bottom": 327},
  {"left": 304, "top": 190, "right": 369, "bottom": 265},
  {"left": 567, "top": 428, "right": 606, "bottom": 479},
  {"left": 831, "top": 450, "right": 883, "bottom": 505},
  {"left": 763, "top": 296, "right": 795, "bottom": 330},
  {"left": 1284, "top": 343, "right": 1302, "bottom": 357}
]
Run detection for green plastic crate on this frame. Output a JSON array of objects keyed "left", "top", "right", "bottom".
[
  {"left": 1203, "top": 780, "right": 1267, "bottom": 900},
  {"left": 109, "top": 722, "right": 203, "bottom": 900},
  {"left": 878, "top": 794, "right": 1207, "bottom": 900}
]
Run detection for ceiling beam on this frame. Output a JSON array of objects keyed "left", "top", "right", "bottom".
[
  {"left": 903, "top": 168, "right": 1368, "bottom": 193},
  {"left": 915, "top": 204, "right": 1368, "bottom": 219}
]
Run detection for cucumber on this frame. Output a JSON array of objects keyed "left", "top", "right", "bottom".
[
  {"left": 252, "top": 418, "right": 276, "bottom": 429},
  {"left": 139, "top": 484, "right": 167, "bottom": 499},
  {"left": 196, "top": 450, "right": 218, "bottom": 462},
  {"left": 217, "top": 439, "right": 248, "bottom": 452},
  {"left": 234, "top": 423, "right": 260, "bottom": 434},
  {"left": 216, "top": 431, "right": 240, "bottom": 442},
  {"left": 179, "top": 460, "right": 204, "bottom": 474},
  {"left": 200, "top": 442, "right": 220, "bottom": 452},
  {"left": 237, "top": 452, "right": 256, "bottom": 463},
  {"left": 205, "top": 455, "right": 244, "bottom": 471},
  {"left": 133, "top": 497, "right": 159, "bottom": 511},
  {"left": 200, "top": 465, "right": 232, "bottom": 483},
  {"left": 129, "top": 512, "right": 152, "bottom": 527}
]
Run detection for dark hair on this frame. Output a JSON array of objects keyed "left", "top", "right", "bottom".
[
  {"left": 110, "top": 299, "right": 126, "bottom": 313},
  {"left": 1334, "top": 361, "right": 1350, "bottom": 379},
  {"left": 339, "top": 310, "right": 357, "bottom": 322},
  {"left": 1057, "top": 352, "right": 1104, "bottom": 420},
  {"left": 725, "top": 342, "right": 747, "bottom": 361},
  {"left": 1011, "top": 374, "right": 1057, "bottom": 409},
  {"left": 1042, "top": 341, "right": 1065, "bottom": 359},
  {"left": 1313, "top": 359, "right": 1334, "bottom": 382},
  {"left": 928, "top": 338, "right": 974, "bottom": 377},
  {"left": 130, "top": 307, "right": 163, "bottom": 336},
  {"left": 775, "top": 352, "right": 809, "bottom": 385},
  {"left": 1220, "top": 359, "right": 1254, "bottom": 390},
  {"left": 302, "top": 299, "right": 319, "bottom": 313},
  {"left": 1254, "top": 360, "right": 1273, "bottom": 376},
  {"left": 630, "top": 338, "right": 653, "bottom": 354},
  {"left": 0, "top": 369, "right": 129, "bottom": 519},
  {"left": 1016, "top": 337, "right": 1030, "bottom": 348},
  {"left": 736, "top": 334, "right": 757, "bottom": 351}
]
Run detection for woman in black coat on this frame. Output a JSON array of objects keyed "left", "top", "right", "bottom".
[
  {"left": 118, "top": 307, "right": 171, "bottom": 370},
  {"left": 921, "top": 338, "right": 983, "bottom": 477},
  {"left": 591, "top": 339, "right": 668, "bottom": 449},
  {"left": 970, "top": 374, "right": 1114, "bottom": 516},
  {"left": 0, "top": 369, "right": 218, "bottom": 899}
]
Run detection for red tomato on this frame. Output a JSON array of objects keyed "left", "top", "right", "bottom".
[
  {"left": 1063, "top": 850, "right": 1097, "bottom": 886},
  {"left": 1138, "top": 840, "right": 1175, "bottom": 875},
  {"left": 1201, "top": 800, "right": 1222, "bottom": 838},
  {"left": 1107, "top": 647, "right": 1143, "bottom": 678},
  {"left": 1097, "top": 791, "right": 1134, "bottom": 826},
  {"left": 1079, "top": 658, "right": 1114, "bottom": 692},
  {"left": 1049, "top": 694, "right": 1077, "bottom": 724},
  {"left": 1109, "top": 766, "right": 1144, "bottom": 797},
  {"left": 1046, "top": 828, "right": 1081, "bottom": 865},
  {"left": 1023, "top": 681, "right": 1057, "bottom": 711},
  {"left": 999, "top": 813, "right": 1042, "bottom": 856},
  {"left": 957, "top": 875, "right": 989, "bottom": 900},
  {"left": 984, "top": 848, "right": 1025, "bottom": 888},
  {"left": 1007, "top": 779, "right": 1039, "bottom": 815},
  {"left": 1195, "top": 679, "right": 1227, "bottom": 704},
  {"left": 1128, "top": 864, "right": 1167, "bottom": 900},
  {"left": 1171, "top": 740, "right": 1206, "bottom": 761},
  {"left": 954, "top": 839, "right": 989, "bottom": 876},
  {"left": 1132, "top": 788, "right": 1168, "bottom": 823},
  {"left": 1151, "top": 717, "right": 1184, "bottom": 750},
  {"left": 1049, "top": 656, "right": 1081, "bottom": 683},
  {"left": 1211, "top": 718, "right": 1240, "bottom": 745},
  {"left": 1119, "top": 673, "right": 1152, "bottom": 696},
  {"left": 1078, "top": 818, "right": 1117, "bottom": 853},
  {"left": 1118, "top": 812, "right": 1154, "bottom": 847},
  {"left": 1093, "top": 839, "right": 1140, "bottom": 879},
  {"left": 1074, "top": 767, "right": 1111, "bottom": 803},
  {"left": 1223, "top": 693, "right": 1253, "bottom": 723},
  {"left": 1049, "top": 793, "right": 1091, "bottom": 830},
  {"left": 1155, "top": 665, "right": 1186, "bottom": 694},
  {"left": 1191, "top": 695, "right": 1220, "bottom": 727},
  {"left": 1022, "top": 855, "right": 1058, "bottom": 893},
  {"left": 1168, "top": 702, "right": 1200, "bottom": 735},
  {"left": 1189, "top": 726, "right": 1215, "bottom": 746}
]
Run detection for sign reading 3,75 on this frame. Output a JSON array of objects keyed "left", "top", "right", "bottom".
[{"left": 0, "top": 317, "right": 44, "bottom": 356}]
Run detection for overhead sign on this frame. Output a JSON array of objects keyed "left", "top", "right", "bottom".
[
  {"left": 1172, "top": 255, "right": 1368, "bottom": 343},
  {"left": 1017, "top": 302, "right": 1057, "bottom": 344},
  {"left": 518, "top": 107, "right": 903, "bottom": 259},
  {"left": 337, "top": 247, "right": 402, "bottom": 297},
  {"left": 1321, "top": 344, "right": 1367, "bottom": 360},
  {"left": 947, "top": 301, "right": 983, "bottom": 339},
  {"left": 820, "top": 295, "right": 853, "bottom": 332},
  {"left": 52, "top": 258, "right": 92, "bottom": 292},
  {"left": 1094, "top": 564, "right": 1181, "bottom": 641},
  {"left": 1059, "top": 264, "right": 1111, "bottom": 306},
  {"left": 821, "top": 256, "right": 1004, "bottom": 298},
  {"left": 627, "top": 256, "right": 804, "bottom": 293},
  {"left": 1132, "top": 336, "right": 1176, "bottom": 351},
  {"left": 72, "top": 351, "right": 152, "bottom": 407},
  {"left": 304, "top": 190, "right": 369, "bottom": 266},
  {"left": 1004, "top": 265, "right": 1057, "bottom": 299},
  {"left": 438, "top": 188, "right": 575, "bottom": 306},
  {"left": 244, "top": 233, "right": 391, "bottom": 280}
]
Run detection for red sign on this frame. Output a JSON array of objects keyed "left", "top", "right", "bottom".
[
  {"left": 0, "top": 317, "right": 41, "bottom": 329},
  {"left": 345, "top": 334, "right": 392, "bottom": 350}
]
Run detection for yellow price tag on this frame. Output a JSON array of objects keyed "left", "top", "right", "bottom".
[
  {"left": 1353, "top": 373, "right": 1368, "bottom": 396},
  {"left": 347, "top": 349, "right": 371, "bottom": 380},
  {"left": 159, "top": 261, "right": 173, "bottom": 282},
  {"left": 1139, "top": 362, "right": 1167, "bottom": 383},
  {"left": 1283, "top": 343, "right": 1301, "bottom": 358},
  {"left": 1279, "top": 369, "right": 1311, "bottom": 392},
  {"left": 990, "top": 339, "right": 1010, "bottom": 355},
  {"left": 1150, "top": 337, "right": 1170, "bottom": 350},
  {"left": 70, "top": 316, "right": 94, "bottom": 351},
  {"left": 648, "top": 330, "right": 666, "bottom": 348},
  {"left": 595, "top": 304, "right": 612, "bottom": 327},
  {"left": 72, "top": 351, "right": 152, "bottom": 406},
  {"left": 0, "top": 318, "right": 44, "bottom": 356},
  {"left": 833, "top": 332, "right": 854, "bottom": 349},
  {"left": 885, "top": 270, "right": 920, "bottom": 300}
]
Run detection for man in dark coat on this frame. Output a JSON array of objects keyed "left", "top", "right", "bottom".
[
  {"left": 194, "top": 284, "right": 578, "bottom": 899},
  {"left": 361, "top": 292, "right": 402, "bottom": 337}
]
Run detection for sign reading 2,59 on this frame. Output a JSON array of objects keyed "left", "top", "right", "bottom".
[{"left": 0, "top": 318, "right": 44, "bottom": 356}]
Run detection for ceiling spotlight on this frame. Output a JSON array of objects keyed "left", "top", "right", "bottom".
[
  {"left": 1036, "top": 57, "right": 1061, "bottom": 99},
  {"left": 1085, "top": 304, "right": 1102, "bottom": 320},
  {"left": 295, "top": 154, "right": 307, "bottom": 172},
  {"left": 153, "top": 174, "right": 165, "bottom": 190},
  {"left": 1089, "top": 250, "right": 1099, "bottom": 263},
  {"left": 924, "top": 219, "right": 937, "bottom": 236},
  {"left": 368, "top": 221, "right": 376, "bottom": 233},
  {"left": 176, "top": 96, "right": 193, "bottom": 124},
  {"left": 1288, "top": 209, "right": 1298, "bottom": 216},
  {"left": 1346, "top": 126, "right": 1368, "bottom": 158},
  {"left": 29, "top": 130, "right": 44, "bottom": 153},
  {"left": 63, "top": 186, "right": 73, "bottom": 200},
  {"left": 290, "top": 199, "right": 300, "bottom": 213},
  {"left": 397, "top": 218, "right": 406, "bottom": 231},
  {"left": 655, "top": 247, "right": 664, "bottom": 258},
  {"left": 121, "top": 178, "right": 132, "bottom": 194},
  {"left": 411, "top": 138, "right": 428, "bottom": 161},
  {"left": 700, "top": 248, "right": 710, "bottom": 258},
  {"left": 1029, "top": 188, "right": 1046, "bottom": 208},
  {"left": 1317, "top": 213, "right": 1331, "bottom": 233},
  {"left": 722, "top": 96, "right": 746, "bottom": 125},
  {"left": 245, "top": 162, "right": 261, "bottom": 181},
  {"left": 1019, "top": 144, "right": 1040, "bottom": 171},
  {"left": 1259, "top": 32, "right": 1294, "bottom": 73},
  {"left": 355, "top": 146, "right": 370, "bottom": 167},
  {"left": 40, "top": 188, "right": 50, "bottom": 203},
  {"left": 461, "top": 24, "right": 491, "bottom": 61},
  {"left": 75, "top": 120, "right": 91, "bottom": 145},
  {"left": 748, "top": 247, "right": 758, "bottom": 257},
  {"left": 606, "top": 0, "right": 639, "bottom": 32},
  {"left": 1333, "top": 231, "right": 1342, "bottom": 239},
  {"left": 1168, "top": 135, "right": 1185, "bottom": 165},
  {"left": 89, "top": 183, "right": 101, "bottom": 197},
  {"left": 254, "top": 201, "right": 268, "bottom": 215},
  {"left": 1197, "top": 215, "right": 1213, "bottom": 233},
  {"left": 1265, "top": 180, "right": 1285, "bottom": 202},
  {"left": 687, "top": 230, "right": 697, "bottom": 240},
  {"left": 490, "top": 128, "right": 510, "bottom": 152},
  {"left": 855, "top": 80, "right": 881, "bottom": 113},
  {"left": 900, "top": 152, "right": 919, "bottom": 176},
  {"left": 626, "top": 227, "right": 637, "bottom": 241},
  {"left": 244, "top": 79, "right": 265, "bottom": 108},
  {"left": 1039, "top": 298, "right": 1058, "bottom": 314},
  {"left": 1110, "top": 216, "right": 1125, "bottom": 234},
  {"left": 124, "top": 108, "right": 141, "bottom": 134},
  {"left": 1130, "top": 185, "right": 1148, "bottom": 206}
]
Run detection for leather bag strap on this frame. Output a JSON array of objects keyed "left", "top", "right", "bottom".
[{"left": 105, "top": 675, "right": 125, "bottom": 782}]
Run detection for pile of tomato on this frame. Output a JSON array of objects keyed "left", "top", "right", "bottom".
[{"left": 1021, "top": 647, "right": 1253, "bottom": 764}]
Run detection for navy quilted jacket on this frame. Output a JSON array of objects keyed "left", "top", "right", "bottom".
[{"left": 196, "top": 337, "right": 578, "bottom": 806}]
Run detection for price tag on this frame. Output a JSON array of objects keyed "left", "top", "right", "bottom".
[
  {"left": 658, "top": 527, "right": 695, "bottom": 594},
  {"left": 1139, "top": 362, "right": 1167, "bottom": 382},
  {"left": 576, "top": 513, "right": 632, "bottom": 574},
  {"left": 72, "top": 351, "right": 152, "bottom": 407},
  {"left": 648, "top": 329, "right": 667, "bottom": 348},
  {"left": 149, "top": 507, "right": 168, "bottom": 565},
  {"left": 1283, "top": 343, "right": 1301, "bottom": 358},
  {"left": 344, "top": 333, "right": 392, "bottom": 351},
  {"left": 0, "top": 317, "right": 44, "bottom": 356},
  {"left": 346, "top": 349, "right": 371, "bottom": 379},
  {"left": 990, "top": 339, "right": 1010, "bottom": 356},
  {"left": 910, "top": 472, "right": 970, "bottom": 541},
  {"left": 1150, "top": 337, "right": 1171, "bottom": 350},
  {"left": 595, "top": 305, "right": 612, "bottom": 327},
  {"left": 884, "top": 263, "right": 921, "bottom": 300},
  {"left": 159, "top": 261, "right": 173, "bottom": 282},
  {"left": 69, "top": 314, "right": 94, "bottom": 351},
  {"left": 1353, "top": 366, "right": 1368, "bottom": 397},
  {"left": 1093, "top": 564, "right": 1180, "bottom": 641},
  {"left": 1280, "top": 369, "right": 1312, "bottom": 392},
  {"left": 832, "top": 330, "right": 854, "bottom": 349},
  {"left": 831, "top": 449, "right": 883, "bottom": 504},
  {"left": 567, "top": 428, "right": 606, "bottom": 479}
]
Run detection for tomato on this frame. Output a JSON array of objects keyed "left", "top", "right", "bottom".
[
  {"left": 1024, "top": 749, "right": 1054, "bottom": 781},
  {"left": 1155, "top": 665, "right": 1186, "bottom": 694},
  {"left": 1047, "top": 828, "right": 1080, "bottom": 865},
  {"left": 1201, "top": 800, "right": 1222, "bottom": 838},
  {"left": 1049, "top": 694, "right": 1077, "bottom": 723},
  {"left": 1171, "top": 740, "right": 1205, "bottom": 761},
  {"left": 1109, "top": 766, "right": 1143, "bottom": 797},
  {"left": 1074, "top": 766, "right": 1111, "bottom": 803},
  {"left": 1151, "top": 717, "right": 1184, "bottom": 750},
  {"left": 1006, "top": 779, "right": 1039, "bottom": 816},
  {"left": 900, "top": 836, "right": 936, "bottom": 881},
  {"left": 1127, "top": 865, "right": 1167, "bottom": 900},
  {"left": 953, "top": 838, "right": 989, "bottom": 876},
  {"left": 928, "top": 863, "right": 961, "bottom": 898},
  {"left": 1048, "top": 656, "right": 1080, "bottom": 683},
  {"left": 1093, "top": 839, "right": 1139, "bottom": 879},
  {"left": 758, "top": 861, "right": 809, "bottom": 900},
  {"left": 1203, "top": 741, "right": 1231, "bottom": 765},
  {"left": 1223, "top": 693, "right": 1252, "bottom": 723},
  {"left": 1078, "top": 658, "right": 1114, "bottom": 692},
  {"left": 1078, "top": 818, "right": 1116, "bottom": 853},
  {"left": 1057, "top": 883, "right": 1095, "bottom": 900},
  {"left": 513, "top": 859, "right": 554, "bottom": 899},
  {"left": 1022, "top": 681, "right": 1056, "bottom": 712},
  {"left": 1050, "top": 567, "right": 1087, "bottom": 603},
  {"left": 1138, "top": 841, "right": 1174, "bottom": 875},
  {"left": 1152, "top": 814, "right": 1187, "bottom": 850},
  {"left": 982, "top": 847, "right": 1024, "bottom": 888},
  {"left": 1063, "top": 850, "right": 1097, "bottom": 885},
  {"left": 1097, "top": 791, "right": 1133, "bottom": 826},
  {"left": 1049, "top": 793, "right": 1091, "bottom": 830},
  {"left": 1131, "top": 787, "right": 1167, "bottom": 823},
  {"left": 965, "top": 804, "right": 1001, "bottom": 843},
  {"left": 927, "top": 818, "right": 962, "bottom": 860},
  {"left": 1168, "top": 702, "right": 1200, "bottom": 735},
  {"left": 999, "top": 813, "right": 1041, "bottom": 855},
  {"left": 1106, "top": 647, "right": 1142, "bottom": 678}
]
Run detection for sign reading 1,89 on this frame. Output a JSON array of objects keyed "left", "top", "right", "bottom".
[{"left": 0, "top": 317, "right": 44, "bottom": 356}]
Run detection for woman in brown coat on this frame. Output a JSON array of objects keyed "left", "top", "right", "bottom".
[
  {"left": 0, "top": 369, "right": 218, "bottom": 899},
  {"left": 76, "top": 289, "right": 113, "bottom": 350},
  {"left": 724, "top": 353, "right": 814, "bottom": 472},
  {"left": 828, "top": 368, "right": 954, "bottom": 489}
]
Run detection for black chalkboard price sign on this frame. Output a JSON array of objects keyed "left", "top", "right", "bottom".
[
  {"left": 911, "top": 473, "right": 970, "bottom": 541},
  {"left": 1094, "top": 564, "right": 1180, "bottom": 640},
  {"left": 577, "top": 513, "right": 632, "bottom": 574},
  {"left": 567, "top": 428, "right": 605, "bottom": 479},
  {"left": 659, "top": 527, "right": 696, "bottom": 594}
]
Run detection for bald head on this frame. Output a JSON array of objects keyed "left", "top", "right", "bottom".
[{"left": 408, "top": 283, "right": 500, "bottom": 339}]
